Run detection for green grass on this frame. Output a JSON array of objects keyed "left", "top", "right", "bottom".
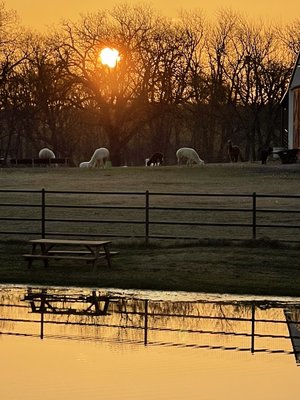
[
  {"left": 1, "top": 162, "right": 300, "bottom": 296},
  {"left": 1, "top": 239, "right": 300, "bottom": 296}
]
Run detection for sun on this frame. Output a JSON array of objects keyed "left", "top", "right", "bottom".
[{"left": 99, "top": 47, "right": 120, "bottom": 68}]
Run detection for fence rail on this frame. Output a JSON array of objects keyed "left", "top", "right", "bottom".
[
  {"left": 5, "top": 158, "right": 69, "bottom": 167},
  {"left": 0, "top": 189, "right": 299, "bottom": 242}
]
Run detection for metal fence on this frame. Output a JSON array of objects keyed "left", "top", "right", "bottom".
[{"left": 0, "top": 189, "right": 300, "bottom": 242}]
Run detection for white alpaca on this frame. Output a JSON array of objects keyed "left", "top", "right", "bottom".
[
  {"left": 79, "top": 147, "right": 110, "bottom": 168},
  {"left": 90, "top": 147, "right": 110, "bottom": 167},
  {"left": 38, "top": 148, "right": 55, "bottom": 159},
  {"left": 176, "top": 147, "right": 204, "bottom": 166},
  {"left": 79, "top": 161, "right": 90, "bottom": 168}
]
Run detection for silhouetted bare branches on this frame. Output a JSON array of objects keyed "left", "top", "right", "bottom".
[{"left": 0, "top": 2, "right": 296, "bottom": 165}]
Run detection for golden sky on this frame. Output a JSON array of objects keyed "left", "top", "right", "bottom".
[{"left": 5, "top": 0, "right": 300, "bottom": 30}]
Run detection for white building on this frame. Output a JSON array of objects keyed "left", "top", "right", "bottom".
[{"left": 281, "top": 52, "right": 300, "bottom": 149}]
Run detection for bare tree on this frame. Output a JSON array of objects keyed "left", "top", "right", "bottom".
[
  {"left": 275, "top": 18, "right": 300, "bottom": 57},
  {"left": 50, "top": 5, "right": 164, "bottom": 165},
  {"left": 225, "top": 17, "right": 291, "bottom": 159},
  {"left": 0, "top": 3, "right": 294, "bottom": 165},
  {"left": 0, "top": 1, "right": 30, "bottom": 161},
  {"left": 137, "top": 12, "right": 207, "bottom": 160},
  {"left": 200, "top": 9, "right": 240, "bottom": 161}
]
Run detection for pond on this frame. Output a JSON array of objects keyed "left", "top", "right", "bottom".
[{"left": 0, "top": 285, "right": 299, "bottom": 399}]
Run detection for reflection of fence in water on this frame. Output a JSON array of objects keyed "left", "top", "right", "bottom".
[{"left": 0, "top": 287, "right": 300, "bottom": 363}]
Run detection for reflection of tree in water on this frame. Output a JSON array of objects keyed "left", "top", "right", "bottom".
[
  {"left": 0, "top": 287, "right": 297, "bottom": 354},
  {"left": 107, "top": 300, "right": 256, "bottom": 345},
  {"left": 22, "top": 294, "right": 247, "bottom": 343},
  {"left": 37, "top": 297, "right": 293, "bottom": 352},
  {"left": 0, "top": 288, "right": 27, "bottom": 333}
]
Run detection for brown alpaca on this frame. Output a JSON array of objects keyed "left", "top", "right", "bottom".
[{"left": 227, "top": 140, "right": 241, "bottom": 162}]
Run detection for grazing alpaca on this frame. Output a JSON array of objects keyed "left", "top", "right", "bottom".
[
  {"left": 258, "top": 146, "right": 273, "bottom": 165},
  {"left": 227, "top": 140, "right": 241, "bottom": 162},
  {"left": 38, "top": 148, "right": 55, "bottom": 159},
  {"left": 79, "top": 161, "right": 90, "bottom": 168},
  {"left": 147, "top": 152, "right": 164, "bottom": 166},
  {"left": 79, "top": 147, "right": 110, "bottom": 168},
  {"left": 176, "top": 147, "right": 204, "bottom": 166},
  {"left": 90, "top": 147, "right": 110, "bottom": 167}
]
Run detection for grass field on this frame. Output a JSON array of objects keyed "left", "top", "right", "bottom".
[
  {"left": 1, "top": 161, "right": 300, "bottom": 296},
  {"left": 1, "top": 161, "right": 300, "bottom": 193}
]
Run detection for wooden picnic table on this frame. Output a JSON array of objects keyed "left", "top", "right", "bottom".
[{"left": 23, "top": 238, "right": 117, "bottom": 269}]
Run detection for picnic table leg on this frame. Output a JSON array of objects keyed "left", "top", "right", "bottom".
[
  {"left": 85, "top": 245, "right": 98, "bottom": 271},
  {"left": 27, "top": 243, "right": 37, "bottom": 269},
  {"left": 27, "top": 257, "right": 33, "bottom": 269},
  {"left": 85, "top": 244, "right": 112, "bottom": 269},
  {"left": 40, "top": 243, "right": 49, "bottom": 268},
  {"left": 103, "top": 244, "right": 112, "bottom": 268}
]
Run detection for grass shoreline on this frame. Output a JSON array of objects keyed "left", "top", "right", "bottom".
[{"left": 1, "top": 239, "right": 299, "bottom": 297}]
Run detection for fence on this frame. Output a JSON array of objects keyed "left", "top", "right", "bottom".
[
  {"left": 1, "top": 158, "right": 69, "bottom": 167},
  {"left": 0, "top": 189, "right": 300, "bottom": 242}
]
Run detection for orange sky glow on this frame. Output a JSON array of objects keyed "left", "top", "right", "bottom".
[{"left": 5, "top": 0, "right": 300, "bottom": 31}]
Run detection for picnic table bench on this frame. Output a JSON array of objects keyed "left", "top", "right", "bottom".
[{"left": 23, "top": 238, "right": 118, "bottom": 269}]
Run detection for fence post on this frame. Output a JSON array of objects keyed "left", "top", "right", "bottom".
[
  {"left": 145, "top": 190, "right": 149, "bottom": 244},
  {"left": 251, "top": 303, "right": 255, "bottom": 354},
  {"left": 41, "top": 188, "right": 45, "bottom": 238},
  {"left": 252, "top": 192, "right": 256, "bottom": 240},
  {"left": 144, "top": 299, "right": 148, "bottom": 346}
]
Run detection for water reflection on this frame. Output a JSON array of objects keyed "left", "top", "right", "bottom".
[{"left": 1, "top": 286, "right": 300, "bottom": 365}]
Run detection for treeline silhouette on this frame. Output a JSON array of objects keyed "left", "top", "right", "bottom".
[{"left": 1, "top": 2, "right": 300, "bottom": 165}]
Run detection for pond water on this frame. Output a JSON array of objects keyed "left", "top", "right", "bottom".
[{"left": 0, "top": 285, "right": 299, "bottom": 400}]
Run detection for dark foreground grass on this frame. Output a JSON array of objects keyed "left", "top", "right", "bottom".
[{"left": 1, "top": 239, "right": 300, "bottom": 296}]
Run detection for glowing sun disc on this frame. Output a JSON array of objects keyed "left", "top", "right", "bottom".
[{"left": 99, "top": 47, "right": 120, "bottom": 68}]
